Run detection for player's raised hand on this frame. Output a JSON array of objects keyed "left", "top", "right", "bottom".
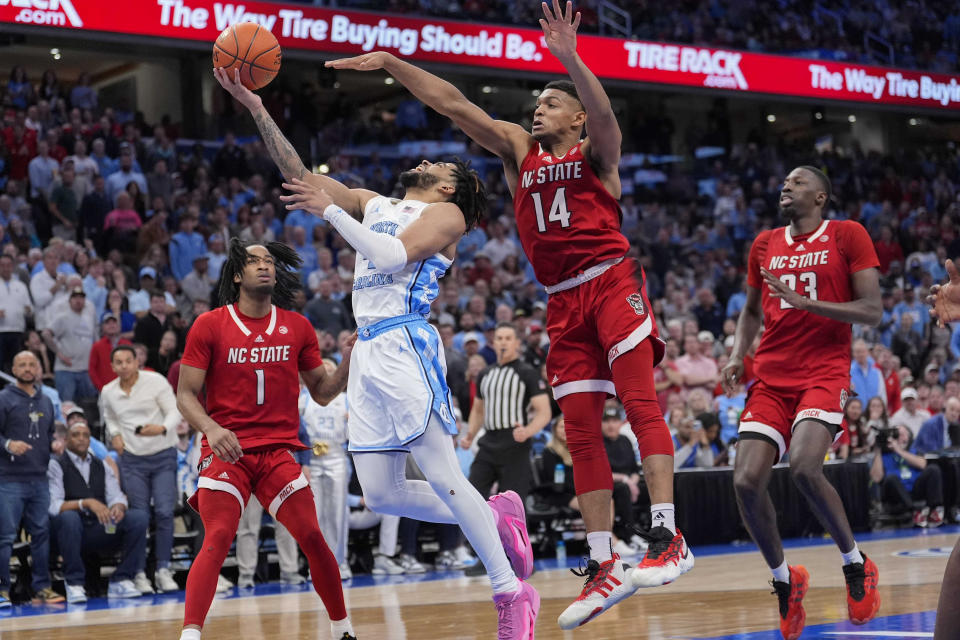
[
  {"left": 540, "top": 0, "right": 581, "bottom": 62},
  {"left": 213, "top": 67, "right": 262, "bottom": 111},
  {"left": 325, "top": 52, "right": 393, "bottom": 72},
  {"left": 720, "top": 358, "right": 743, "bottom": 395},
  {"left": 927, "top": 258, "right": 960, "bottom": 326},
  {"left": 207, "top": 424, "right": 243, "bottom": 464},
  {"left": 760, "top": 267, "right": 806, "bottom": 310},
  {"left": 280, "top": 179, "right": 335, "bottom": 217}
]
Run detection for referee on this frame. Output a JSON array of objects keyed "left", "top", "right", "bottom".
[{"left": 460, "top": 322, "right": 552, "bottom": 504}]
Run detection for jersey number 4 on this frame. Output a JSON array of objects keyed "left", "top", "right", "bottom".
[
  {"left": 531, "top": 188, "right": 571, "bottom": 232},
  {"left": 778, "top": 272, "right": 818, "bottom": 309}
]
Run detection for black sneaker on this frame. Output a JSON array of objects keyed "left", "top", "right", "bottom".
[{"left": 338, "top": 634, "right": 357, "bottom": 640}]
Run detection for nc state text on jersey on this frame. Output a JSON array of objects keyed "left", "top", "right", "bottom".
[
  {"left": 521, "top": 161, "right": 583, "bottom": 189},
  {"left": 227, "top": 345, "right": 292, "bottom": 364},
  {"left": 768, "top": 249, "right": 830, "bottom": 271}
]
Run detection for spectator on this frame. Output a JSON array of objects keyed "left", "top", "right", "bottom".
[
  {"left": 877, "top": 347, "right": 902, "bottom": 414},
  {"left": 48, "top": 165, "right": 79, "bottom": 241},
  {"left": 211, "top": 131, "right": 248, "bottom": 181},
  {"left": 0, "top": 254, "right": 32, "bottom": 372},
  {"left": 101, "top": 344, "right": 180, "bottom": 593},
  {"left": 102, "top": 191, "right": 143, "bottom": 245},
  {"left": 654, "top": 337, "right": 684, "bottom": 412},
  {"left": 692, "top": 288, "right": 725, "bottom": 338},
  {"left": 69, "top": 72, "right": 98, "bottom": 111},
  {"left": 480, "top": 219, "right": 519, "bottom": 267},
  {"left": 675, "top": 331, "right": 719, "bottom": 396},
  {"left": 872, "top": 424, "right": 944, "bottom": 528},
  {"left": 45, "top": 286, "right": 97, "bottom": 403},
  {"left": 235, "top": 493, "right": 301, "bottom": 587},
  {"left": 850, "top": 340, "right": 887, "bottom": 407},
  {"left": 891, "top": 387, "right": 932, "bottom": 437},
  {"left": 47, "top": 420, "right": 149, "bottom": 603},
  {"left": 892, "top": 313, "right": 925, "bottom": 374},
  {"left": 88, "top": 312, "right": 132, "bottom": 391},
  {"left": 894, "top": 284, "right": 928, "bottom": 337},
  {"left": 133, "top": 290, "right": 176, "bottom": 370},
  {"left": 917, "top": 396, "right": 960, "bottom": 454},
  {"left": 146, "top": 159, "right": 173, "bottom": 211},
  {"left": 155, "top": 330, "right": 179, "bottom": 377},
  {"left": 304, "top": 277, "right": 351, "bottom": 335},
  {"left": 0, "top": 351, "right": 64, "bottom": 605},
  {"left": 79, "top": 175, "right": 111, "bottom": 247},
  {"left": 168, "top": 210, "right": 206, "bottom": 282},
  {"left": 522, "top": 320, "right": 547, "bottom": 371},
  {"left": 27, "top": 139, "right": 58, "bottom": 199},
  {"left": 104, "top": 144, "right": 147, "bottom": 204},
  {"left": 672, "top": 407, "right": 716, "bottom": 469},
  {"left": 539, "top": 416, "right": 577, "bottom": 510},
  {"left": 180, "top": 254, "right": 214, "bottom": 307},
  {"left": 601, "top": 406, "right": 645, "bottom": 557},
  {"left": 65, "top": 139, "right": 98, "bottom": 188},
  {"left": 89, "top": 138, "right": 116, "bottom": 179}
]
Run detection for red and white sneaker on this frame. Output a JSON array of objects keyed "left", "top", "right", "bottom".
[
  {"left": 844, "top": 554, "right": 880, "bottom": 625},
  {"left": 772, "top": 565, "right": 809, "bottom": 640},
  {"left": 557, "top": 554, "right": 637, "bottom": 630},
  {"left": 928, "top": 506, "right": 945, "bottom": 528},
  {"left": 488, "top": 491, "right": 534, "bottom": 580},
  {"left": 629, "top": 526, "right": 695, "bottom": 588},
  {"left": 493, "top": 580, "right": 539, "bottom": 640}
]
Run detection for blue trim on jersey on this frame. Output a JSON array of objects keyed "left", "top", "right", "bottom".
[
  {"left": 403, "top": 323, "right": 458, "bottom": 438},
  {"left": 406, "top": 256, "right": 447, "bottom": 316},
  {"left": 403, "top": 325, "right": 435, "bottom": 440},
  {"left": 357, "top": 313, "right": 427, "bottom": 340},
  {"left": 404, "top": 259, "right": 426, "bottom": 314}
]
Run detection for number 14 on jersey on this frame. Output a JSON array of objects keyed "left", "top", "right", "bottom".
[{"left": 531, "top": 188, "right": 572, "bottom": 232}]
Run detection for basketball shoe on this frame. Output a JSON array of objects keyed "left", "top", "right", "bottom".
[
  {"left": 493, "top": 579, "right": 539, "bottom": 639},
  {"left": 629, "top": 526, "right": 694, "bottom": 588},
  {"left": 844, "top": 554, "right": 880, "bottom": 625},
  {"left": 557, "top": 554, "right": 637, "bottom": 629},
  {"left": 488, "top": 491, "right": 534, "bottom": 580},
  {"left": 771, "top": 565, "right": 809, "bottom": 640}
]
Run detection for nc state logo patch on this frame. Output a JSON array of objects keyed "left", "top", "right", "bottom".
[
  {"left": 626, "top": 293, "right": 645, "bottom": 316},
  {"left": 198, "top": 454, "right": 213, "bottom": 472},
  {"left": 840, "top": 389, "right": 849, "bottom": 410}
]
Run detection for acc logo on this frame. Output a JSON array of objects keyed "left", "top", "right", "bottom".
[
  {"left": 198, "top": 455, "right": 213, "bottom": 472},
  {"left": 278, "top": 325, "right": 288, "bottom": 334},
  {"left": 626, "top": 293, "right": 645, "bottom": 316},
  {"left": 893, "top": 548, "right": 953, "bottom": 558}
]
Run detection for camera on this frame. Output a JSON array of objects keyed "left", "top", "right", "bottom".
[{"left": 873, "top": 425, "right": 900, "bottom": 453}]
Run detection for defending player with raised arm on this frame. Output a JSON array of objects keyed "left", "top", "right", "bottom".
[
  {"left": 328, "top": 0, "right": 693, "bottom": 631},
  {"left": 176, "top": 239, "right": 357, "bottom": 640},
  {"left": 721, "top": 166, "right": 882, "bottom": 640}
]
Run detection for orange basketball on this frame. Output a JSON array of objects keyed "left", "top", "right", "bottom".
[{"left": 213, "top": 22, "right": 281, "bottom": 90}]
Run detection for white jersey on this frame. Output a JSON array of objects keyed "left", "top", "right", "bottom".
[
  {"left": 351, "top": 195, "right": 452, "bottom": 327},
  {"left": 299, "top": 388, "right": 349, "bottom": 445}
]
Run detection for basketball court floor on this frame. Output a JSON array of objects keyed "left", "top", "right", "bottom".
[{"left": 0, "top": 526, "right": 953, "bottom": 639}]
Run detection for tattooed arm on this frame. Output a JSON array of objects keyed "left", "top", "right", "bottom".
[{"left": 213, "top": 67, "right": 375, "bottom": 218}]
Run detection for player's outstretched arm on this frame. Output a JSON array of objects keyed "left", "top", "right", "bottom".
[
  {"left": 540, "top": 0, "right": 621, "bottom": 172},
  {"left": 213, "top": 67, "right": 375, "bottom": 219},
  {"left": 176, "top": 363, "right": 243, "bottom": 463},
  {"left": 722, "top": 285, "right": 762, "bottom": 393},
  {"left": 325, "top": 52, "right": 529, "bottom": 163},
  {"left": 302, "top": 334, "right": 355, "bottom": 405},
  {"left": 761, "top": 266, "right": 883, "bottom": 326},
  {"left": 927, "top": 258, "right": 960, "bottom": 326}
]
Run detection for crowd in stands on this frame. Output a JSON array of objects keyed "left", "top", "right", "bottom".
[
  {"left": 0, "top": 56, "right": 958, "bottom": 602},
  {"left": 314, "top": 0, "right": 960, "bottom": 73}
]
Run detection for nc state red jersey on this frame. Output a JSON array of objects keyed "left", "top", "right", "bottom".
[
  {"left": 748, "top": 219, "right": 879, "bottom": 387},
  {"left": 180, "top": 304, "right": 323, "bottom": 457},
  {"left": 514, "top": 142, "right": 629, "bottom": 286}
]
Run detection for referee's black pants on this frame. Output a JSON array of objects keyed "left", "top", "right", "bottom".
[{"left": 468, "top": 430, "right": 533, "bottom": 504}]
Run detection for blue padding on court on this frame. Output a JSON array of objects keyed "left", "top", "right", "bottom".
[{"left": 697, "top": 610, "right": 936, "bottom": 639}]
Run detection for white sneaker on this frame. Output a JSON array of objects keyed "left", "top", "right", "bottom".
[
  {"left": 613, "top": 539, "right": 642, "bottom": 558},
  {"left": 237, "top": 574, "right": 255, "bottom": 589},
  {"left": 372, "top": 553, "right": 405, "bottom": 575},
  {"left": 454, "top": 545, "right": 476, "bottom": 566},
  {"left": 134, "top": 571, "right": 155, "bottom": 595},
  {"left": 107, "top": 579, "right": 142, "bottom": 599},
  {"left": 629, "top": 535, "right": 649, "bottom": 553},
  {"left": 155, "top": 567, "right": 179, "bottom": 593},
  {"left": 65, "top": 584, "right": 87, "bottom": 604},
  {"left": 339, "top": 562, "right": 352, "bottom": 580},
  {"left": 215, "top": 574, "right": 234, "bottom": 594},
  {"left": 434, "top": 550, "right": 465, "bottom": 570},
  {"left": 558, "top": 555, "right": 638, "bottom": 630},
  {"left": 281, "top": 571, "right": 305, "bottom": 585},
  {"left": 397, "top": 553, "right": 426, "bottom": 574}
]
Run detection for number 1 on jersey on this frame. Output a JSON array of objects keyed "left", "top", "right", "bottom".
[
  {"left": 778, "top": 272, "right": 818, "bottom": 309},
  {"left": 532, "top": 187, "right": 572, "bottom": 232},
  {"left": 255, "top": 369, "right": 265, "bottom": 405}
]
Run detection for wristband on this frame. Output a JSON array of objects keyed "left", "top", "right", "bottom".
[{"left": 79, "top": 499, "right": 84, "bottom": 511}]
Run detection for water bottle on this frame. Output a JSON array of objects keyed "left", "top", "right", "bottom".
[
  {"left": 555, "top": 538, "right": 566, "bottom": 564},
  {"left": 553, "top": 463, "right": 565, "bottom": 490}
]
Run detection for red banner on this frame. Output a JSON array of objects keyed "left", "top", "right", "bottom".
[{"left": 2, "top": 0, "right": 959, "bottom": 110}]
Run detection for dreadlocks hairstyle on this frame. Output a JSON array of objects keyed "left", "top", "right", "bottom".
[
  {"left": 216, "top": 238, "right": 303, "bottom": 309},
  {"left": 797, "top": 165, "right": 833, "bottom": 203},
  {"left": 543, "top": 79, "right": 583, "bottom": 109},
  {"left": 449, "top": 158, "right": 488, "bottom": 230}
]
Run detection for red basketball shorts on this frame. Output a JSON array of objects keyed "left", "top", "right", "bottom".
[
  {"left": 738, "top": 377, "right": 849, "bottom": 461},
  {"left": 545, "top": 257, "right": 664, "bottom": 400},
  {"left": 188, "top": 448, "right": 309, "bottom": 517}
]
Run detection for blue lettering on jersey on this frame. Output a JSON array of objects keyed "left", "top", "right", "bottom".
[
  {"left": 354, "top": 273, "right": 394, "bottom": 290},
  {"left": 370, "top": 221, "right": 400, "bottom": 236}
]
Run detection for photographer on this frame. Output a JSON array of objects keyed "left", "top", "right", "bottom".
[{"left": 870, "top": 424, "right": 944, "bottom": 528}]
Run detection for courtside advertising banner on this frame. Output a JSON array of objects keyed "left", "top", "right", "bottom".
[{"left": 3, "top": 0, "right": 960, "bottom": 110}]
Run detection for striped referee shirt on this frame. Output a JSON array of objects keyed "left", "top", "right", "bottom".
[{"left": 477, "top": 358, "right": 546, "bottom": 432}]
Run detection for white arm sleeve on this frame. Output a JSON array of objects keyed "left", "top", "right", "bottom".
[{"left": 324, "top": 205, "right": 409, "bottom": 274}]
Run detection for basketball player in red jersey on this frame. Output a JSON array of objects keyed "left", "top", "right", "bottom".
[
  {"left": 722, "top": 166, "right": 882, "bottom": 640},
  {"left": 176, "top": 239, "right": 357, "bottom": 640},
  {"left": 328, "top": 0, "right": 692, "bottom": 628}
]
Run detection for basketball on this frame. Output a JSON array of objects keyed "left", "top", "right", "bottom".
[{"left": 212, "top": 22, "right": 281, "bottom": 90}]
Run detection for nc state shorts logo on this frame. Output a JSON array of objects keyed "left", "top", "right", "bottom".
[
  {"left": 626, "top": 292, "right": 645, "bottom": 316},
  {"left": 840, "top": 389, "right": 849, "bottom": 411},
  {"left": 198, "top": 454, "right": 213, "bottom": 472}
]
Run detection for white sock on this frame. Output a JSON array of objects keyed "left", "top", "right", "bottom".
[
  {"left": 771, "top": 561, "right": 790, "bottom": 583},
  {"left": 331, "top": 617, "right": 354, "bottom": 637},
  {"left": 179, "top": 629, "right": 202, "bottom": 640},
  {"left": 840, "top": 544, "right": 864, "bottom": 566},
  {"left": 587, "top": 531, "right": 613, "bottom": 563},
  {"left": 650, "top": 503, "right": 676, "bottom": 534}
]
